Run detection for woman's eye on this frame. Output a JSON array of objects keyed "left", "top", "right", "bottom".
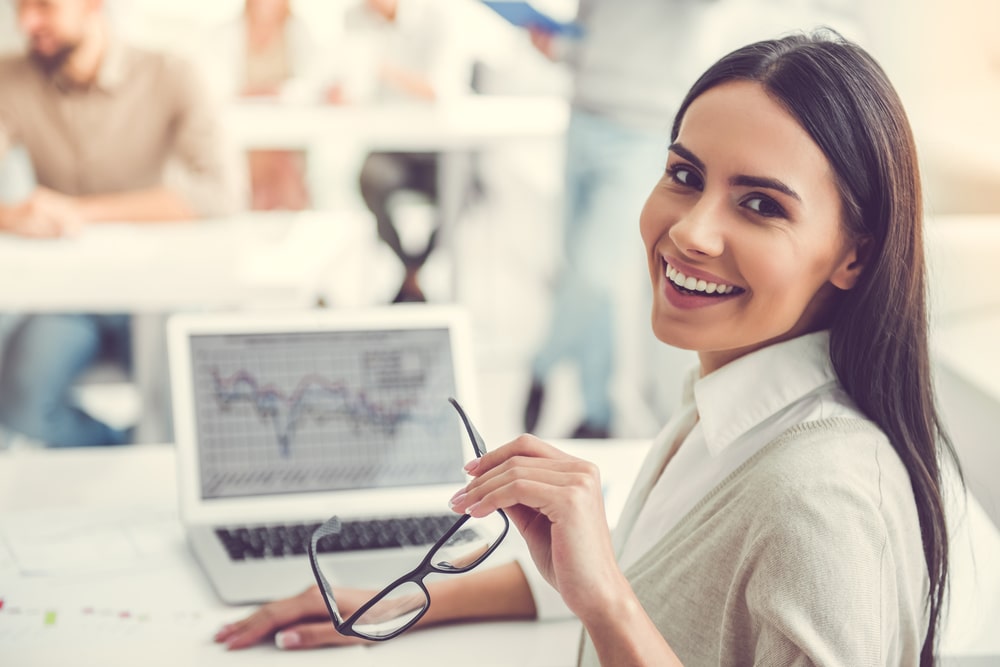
[
  {"left": 667, "top": 165, "right": 703, "bottom": 189},
  {"left": 743, "top": 195, "right": 786, "bottom": 218}
]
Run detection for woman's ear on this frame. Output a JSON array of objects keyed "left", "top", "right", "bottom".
[{"left": 830, "top": 235, "right": 870, "bottom": 291}]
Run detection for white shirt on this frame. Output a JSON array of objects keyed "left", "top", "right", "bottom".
[
  {"left": 526, "top": 330, "right": 868, "bottom": 619},
  {"left": 339, "top": 0, "right": 469, "bottom": 103}
]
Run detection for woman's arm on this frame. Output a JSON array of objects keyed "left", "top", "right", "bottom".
[{"left": 215, "top": 560, "right": 536, "bottom": 650}]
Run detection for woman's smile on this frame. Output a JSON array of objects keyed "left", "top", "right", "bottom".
[{"left": 657, "top": 254, "right": 745, "bottom": 309}]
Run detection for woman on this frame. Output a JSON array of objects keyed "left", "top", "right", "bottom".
[{"left": 215, "top": 31, "right": 959, "bottom": 665}]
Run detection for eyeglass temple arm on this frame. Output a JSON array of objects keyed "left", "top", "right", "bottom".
[
  {"left": 447, "top": 397, "right": 488, "bottom": 457},
  {"left": 310, "top": 518, "right": 347, "bottom": 626}
]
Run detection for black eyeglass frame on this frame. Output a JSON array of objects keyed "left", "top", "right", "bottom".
[{"left": 307, "top": 397, "right": 510, "bottom": 641}]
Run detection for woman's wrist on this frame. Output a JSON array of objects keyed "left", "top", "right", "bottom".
[
  {"left": 418, "top": 561, "right": 537, "bottom": 628},
  {"left": 576, "top": 573, "right": 683, "bottom": 667},
  {"left": 572, "top": 568, "right": 636, "bottom": 629}
]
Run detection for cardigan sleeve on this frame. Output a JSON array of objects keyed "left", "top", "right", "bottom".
[{"left": 736, "top": 436, "right": 926, "bottom": 666}]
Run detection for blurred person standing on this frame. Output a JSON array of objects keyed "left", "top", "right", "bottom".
[
  {"left": 522, "top": 0, "right": 717, "bottom": 438},
  {"left": 207, "top": 0, "right": 336, "bottom": 211},
  {"left": 340, "top": 0, "right": 470, "bottom": 303},
  {"left": 0, "top": 0, "right": 240, "bottom": 446}
]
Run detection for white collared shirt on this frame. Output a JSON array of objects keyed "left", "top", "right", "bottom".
[
  {"left": 617, "top": 330, "right": 866, "bottom": 571},
  {"left": 524, "top": 330, "right": 868, "bottom": 619}
]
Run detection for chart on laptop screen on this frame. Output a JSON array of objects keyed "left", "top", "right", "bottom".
[{"left": 188, "top": 328, "right": 464, "bottom": 499}]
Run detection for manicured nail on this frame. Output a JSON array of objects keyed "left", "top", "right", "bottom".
[
  {"left": 275, "top": 631, "right": 301, "bottom": 649},
  {"left": 448, "top": 492, "right": 467, "bottom": 509},
  {"left": 465, "top": 501, "right": 481, "bottom": 516},
  {"left": 464, "top": 459, "right": 480, "bottom": 473}
]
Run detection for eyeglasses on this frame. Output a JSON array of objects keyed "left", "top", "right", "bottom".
[{"left": 307, "top": 397, "right": 510, "bottom": 641}]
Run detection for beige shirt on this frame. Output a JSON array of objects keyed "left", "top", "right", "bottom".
[{"left": 0, "top": 38, "right": 240, "bottom": 218}]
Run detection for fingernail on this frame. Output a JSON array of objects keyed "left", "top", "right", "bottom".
[
  {"left": 449, "top": 492, "right": 466, "bottom": 510},
  {"left": 464, "top": 459, "right": 480, "bottom": 473},
  {"left": 449, "top": 486, "right": 467, "bottom": 502},
  {"left": 465, "top": 501, "right": 480, "bottom": 516},
  {"left": 275, "top": 631, "right": 301, "bottom": 649}
]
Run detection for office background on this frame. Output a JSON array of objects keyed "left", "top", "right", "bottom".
[{"left": 1, "top": 0, "right": 998, "bottom": 663}]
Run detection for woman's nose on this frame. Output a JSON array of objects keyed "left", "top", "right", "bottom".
[{"left": 668, "top": 197, "right": 725, "bottom": 258}]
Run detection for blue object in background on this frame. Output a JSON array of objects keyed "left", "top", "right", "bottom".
[{"left": 482, "top": 1, "right": 585, "bottom": 38}]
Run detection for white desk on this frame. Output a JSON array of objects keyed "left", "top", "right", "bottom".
[
  {"left": 227, "top": 96, "right": 570, "bottom": 296},
  {"left": 226, "top": 96, "right": 570, "bottom": 153},
  {"left": 0, "top": 211, "right": 372, "bottom": 442},
  {"left": 2, "top": 438, "right": 999, "bottom": 665},
  {"left": 0, "top": 211, "right": 369, "bottom": 312},
  {"left": 0, "top": 440, "right": 651, "bottom": 667},
  {"left": 227, "top": 95, "right": 569, "bottom": 229}
]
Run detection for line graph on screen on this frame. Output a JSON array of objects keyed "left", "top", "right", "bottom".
[
  {"left": 188, "top": 328, "right": 462, "bottom": 498},
  {"left": 209, "top": 368, "right": 419, "bottom": 457}
]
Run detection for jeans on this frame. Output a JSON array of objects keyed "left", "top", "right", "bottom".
[
  {"left": 532, "top": 108, "right": 667, "bottom": 430},
  {"left": 0, "top": 314, "right": 132, "bottom": 446}
]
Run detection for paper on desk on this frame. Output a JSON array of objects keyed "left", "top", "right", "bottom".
[{"left": 2, "top": 506, "right": 182, "bottom": 576}]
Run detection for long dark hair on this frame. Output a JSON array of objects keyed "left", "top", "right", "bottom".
[{"left": 670, "top": 30, "right": 960, "bottom": 665}]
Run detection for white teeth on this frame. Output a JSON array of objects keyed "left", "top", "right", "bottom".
[{"left": 664, "top": 261, "right": 738, "bottom": 295}]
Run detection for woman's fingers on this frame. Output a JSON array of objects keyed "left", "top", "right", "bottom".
[
  {"left": 454, "top": 457, "right": 604, "bottom": 521},
  {"left": 465, "top": 434, "right": 572, "bottom": 476},
  {"left": 272, "top": 621, "right": 367, "bottom": 650},
  {"left": 214, "top": 585, "right": 330, "bottom": 649}
]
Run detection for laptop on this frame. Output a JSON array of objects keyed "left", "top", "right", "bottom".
[{"left": 167, "top": 305, "right": 481, "bottom": 604}]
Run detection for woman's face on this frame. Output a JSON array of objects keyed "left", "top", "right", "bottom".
[{"left": 640, "top": 80, "right": 863, "bottom": 375}]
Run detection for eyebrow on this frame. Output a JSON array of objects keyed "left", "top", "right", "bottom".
[{"left": 668, "top": 142, "right": 802, "bottom": 203}]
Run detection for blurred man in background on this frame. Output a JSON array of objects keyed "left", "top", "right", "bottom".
[{"left": 0, "top": 0, "right": 239, "bottom": 446}]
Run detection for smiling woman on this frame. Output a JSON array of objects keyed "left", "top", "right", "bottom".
[
  {"left": 641, "top": 79, "right": 863, "bottom": 373},
  {"left": 216, "top": 30, "right": 960, "bottom": 667}
]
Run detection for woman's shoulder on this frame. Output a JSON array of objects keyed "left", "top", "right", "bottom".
[
  {"left": 735, "top": 417, "right": 921, "bottom": 543},
  {"left": 751, "top": 417, "right": 903, "bottom": 489}
]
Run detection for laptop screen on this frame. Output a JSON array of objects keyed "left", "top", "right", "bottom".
[{"left": 188, "top": 327, "right": 465, "bottom": 500}]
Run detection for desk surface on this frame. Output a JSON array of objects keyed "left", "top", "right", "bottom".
[
  {"left": 0, "top": 211, "right": 369, "bottom": 312},
  {"left": 0, "top": 441, "right": 640, "bottom": 666},
  {"left": 227, "top": 95, "right": 570, "bottom": 152},
  {"left": 2, "top": 440, "right": 999, "bottom": 665}
]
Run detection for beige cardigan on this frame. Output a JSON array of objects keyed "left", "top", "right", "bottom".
[{"left": 579, "top": 418, "right": 929, "bottom": 666}]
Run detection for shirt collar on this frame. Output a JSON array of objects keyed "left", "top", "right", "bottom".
[
  {"left": 693, "top": 331, "right": 838, "bottom": 457},
  {"left": 51, "top": 34, "right": 129, "bottom": 93}
]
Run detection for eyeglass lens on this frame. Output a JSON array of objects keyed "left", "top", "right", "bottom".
[
  {"left": 429, "top": 511, "right": 508, "bottom": 572},
  {"left": 312, "top": 398, "right": 508, "bottom": 640},
  {"left": 350, "top": 580, "right": 429, "bottom": 639}
]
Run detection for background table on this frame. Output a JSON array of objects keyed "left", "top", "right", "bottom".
[
  {"left": 0, "top": 211, "right": 372, "bottom": 442},
  {"left": 226, "top": 95, "right": 570, "bottom": 296}
]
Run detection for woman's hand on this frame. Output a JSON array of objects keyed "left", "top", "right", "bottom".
[
  {"left": 449, "top": 435, "right": 628, "bottom": 623},
  {"left": 213, "top": 584, "right": 375, "bottom": 650}
]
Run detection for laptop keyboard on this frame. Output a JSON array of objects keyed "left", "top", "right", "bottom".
[{"left": 214, "top": 513, "right": 469, "bottom": 561}]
